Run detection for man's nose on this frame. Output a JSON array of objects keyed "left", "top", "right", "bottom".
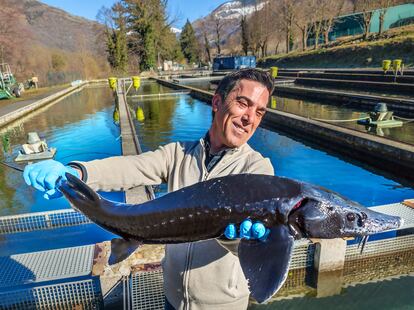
[{"left": 242, "top": 108, "right": 255, "bottom": 124}]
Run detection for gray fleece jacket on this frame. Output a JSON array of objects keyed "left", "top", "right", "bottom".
[{"left": 77, "top": 138, "right": 274, "bottom": 310}]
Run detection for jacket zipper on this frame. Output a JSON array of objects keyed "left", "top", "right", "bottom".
[
  {"left": 183, "top": 143, "right": 208, "bottom": 309},
  {"left": 182, "top": 142, "right": 235, "bottom": 308},
  {"left": 183, "top": 242, "right": 193, "bottom": 310}
]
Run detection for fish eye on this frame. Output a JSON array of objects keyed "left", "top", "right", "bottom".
[{"left": 347, "top": 213, "right": 356, "bottom": 221}]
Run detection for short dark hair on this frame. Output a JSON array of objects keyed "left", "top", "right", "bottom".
[
  {"left": 215, "top": 68, "right": 275, "bottom": 103},
  {"left": 212, "top": 68, "right": 275, "bottom": 119}
]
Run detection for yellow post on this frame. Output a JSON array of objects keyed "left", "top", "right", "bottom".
[
  {"left": 108, "top": 77, "right": 117, "bottom": 90},
  {"left": 136, "top": 106, "right": 145, "bottom": 122},
  {"left": 270, "top": 97, "right": 277, "bottom": 109},
  {"left": 392, "top": 59, "right": 403, "bottom": 75},
  {"left": 132, "top": 76, "right": 141, "bottom": 90},
  {"left": 270, "top": 67, "right": 278, "bottom": 78},
  {"left": 382, "top": 60, "right": 391, "bottom": 74},
  {"left": 113, "top": 108, "right": 119, "bottom": 123}
]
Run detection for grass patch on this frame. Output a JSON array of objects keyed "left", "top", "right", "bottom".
[
  {"left": 259, "top": 25, "right": 414, "bottom": 69},
  {"left": 0, "top": 84, "right": 69, "bottom": 106}
]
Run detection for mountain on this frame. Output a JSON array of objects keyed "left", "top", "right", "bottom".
[
  {"left": 22, "top": 0, "right": 102, "bottom": 52},
  {"left": 0, "top": 0, "right": 108, "bottom": 85},
  {"left": 192, "top": 0, "right": 267, "bottom": 54},
  {"left": 209, "top": 0, "right": 266, "bottom": 20}
]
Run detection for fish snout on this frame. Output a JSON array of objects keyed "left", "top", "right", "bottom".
[{"left": 359, "top": 211, "right": 403, "bottom": 235}]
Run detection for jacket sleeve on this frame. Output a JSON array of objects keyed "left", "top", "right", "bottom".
[{"left": 72, "top": 143, "right": 173, "bottom": 191}]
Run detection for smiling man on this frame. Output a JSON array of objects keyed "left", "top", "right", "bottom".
[
  {"left": 210, "top": 76, "right": 269, "bottom": 152},
  {"left": 23, "top": 68, "right": 275, "bottom": 309}
]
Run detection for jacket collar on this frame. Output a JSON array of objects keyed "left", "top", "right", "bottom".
[{"left": 200, "top": 131, "right": 245, "bottom": 156}]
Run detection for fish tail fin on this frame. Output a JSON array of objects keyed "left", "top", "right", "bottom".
[{"left": 58, "top": 172, "right": 101, "bottom": 213}]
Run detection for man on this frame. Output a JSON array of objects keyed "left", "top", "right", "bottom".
[{"left": 24, "top": 68, "right": 275, "bottom": 309}]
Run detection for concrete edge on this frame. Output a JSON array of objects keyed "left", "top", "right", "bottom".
[
  {"left": 0, "top": 80, "right": 106, "bottom": 129},
  {"left": 274, "top": 85, "right": 414, "bottom": 112},
  {"left": 115, "top": 79, "right": 154, "bottom": 203}
]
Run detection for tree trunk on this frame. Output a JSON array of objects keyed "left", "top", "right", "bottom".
[
  {"left": 301, "top": 28, "right": 307, "bottom": 51},
  {"left": 324, "top": 30, "right": 329, "bottom": 44},
  {"left": 379, "top": 12, "right": 385, "bottom": 35},
  {"left": 286, "top": 27, "right": 292, "bottom": 53},
  {"left": 314, "top": 29, "right": 320, "bottom": 49},
  {"left": 274, "top": 42, "right": 279, "bottom": 54},
  {"left": 363, "top": 12, "right": 372, "bottom": 40}
]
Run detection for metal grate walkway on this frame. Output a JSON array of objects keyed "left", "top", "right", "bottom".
[
  {"left": 0, "top": 245, "right": 94, "bottom": 288},
  {"left": 0, "top": 245, "right": 101, "bottom": 309},
  {"left": 346, "top": 234, "right": 414, "bottom": 260},
  {"left": 0, "top": 278, "right": 102, "bottom": 310},
  {"left": 0, "top": 209, "right": 91, "bottom": 234},
  {"left": 131, "top": 270, "right": 165, "bottom": 310},
  {"left": 371, "top": 202, "right": 414, "bottom": 230}
]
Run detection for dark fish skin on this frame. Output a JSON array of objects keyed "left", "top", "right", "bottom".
[
  {"left": 58, "top": 173, "right": 302, "bottom": 243},
  {"left": 58, "top": 173, "right": 402, "bottom": 243},
  {"left": 57, "top": 173, "right": 403, "bottom": 303}
]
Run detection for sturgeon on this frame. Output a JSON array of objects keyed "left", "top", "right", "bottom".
[{"left": 57, "top": 173, "right": 402, "bottom": 303}]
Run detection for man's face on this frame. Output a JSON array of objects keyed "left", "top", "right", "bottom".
[{"left": 211, "top": 79, "right": 269, "bottom": 150}]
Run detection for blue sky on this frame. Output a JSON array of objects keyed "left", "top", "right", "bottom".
[{"left": 40, "top": 0, "right": 228, "bottom": 29}]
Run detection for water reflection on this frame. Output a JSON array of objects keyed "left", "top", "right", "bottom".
[
  {"left": 128, "top": 80, "right": 177, "bottom": 96},
  {"left": 128, "top": 92, "right": 414, "bottom": 206},
  {"left": 270, "top": 96, "right": 414, "bottom": 145},
  {"left": 0, "top": 86, "right": 121, "bottom": 216},
  {"left": 249, "top": 274, "right": 414, "bottom": 309},
  {"left": 128, "top": 94, "right": 209, "bottom": 152}
]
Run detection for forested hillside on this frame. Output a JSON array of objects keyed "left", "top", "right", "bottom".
[{"left": 0, "top": 0, "right": 109, "bottom": 86}]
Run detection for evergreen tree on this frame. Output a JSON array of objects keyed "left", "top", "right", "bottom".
[
  {"left": 241, "top": 16, "right": 250, "bottom": 56},
  {"left": 180, "top": 20, "right": 200, "bottom": 64},
  {"left": 112, "top": 3, "right": 128, "bottom": 72},
  {"left": 98, "top": 3, "right": 128, "bottom": 72},
  {"left": 121, "top": 0, "right": 182, "bottom": 71}
]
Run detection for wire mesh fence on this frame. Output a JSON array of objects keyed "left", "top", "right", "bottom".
[{"left": 0, "top": 279, "right": 102, "bottom": 310}]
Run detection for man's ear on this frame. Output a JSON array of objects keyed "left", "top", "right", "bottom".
[{"left": 212, "top": 94, "right": 222, "bottom": 113}]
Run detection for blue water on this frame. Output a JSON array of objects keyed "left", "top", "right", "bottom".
[
  {"left": 129, "top": 92, "right": 414, "bottom": 206},
  {"left": 0, "top": 86, "right": 121, "bottom": 254}
]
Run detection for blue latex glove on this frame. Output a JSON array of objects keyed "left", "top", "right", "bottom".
[
  {"left": 224, "top": 219, "right": 269, "bottom": 241},
  {"left": 23, "top": 159, "right": 80, "bottom": 200}
]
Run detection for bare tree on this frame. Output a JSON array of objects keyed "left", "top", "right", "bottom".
[
  {"left": 212, "top": 14, "right": 224, "bottom": 55},
  {"left": 246, "top": 1, "right": 274, "bottom": 57},
  {"left": 377, "top": 0, "right": 397, "bottom": 35},
  {"left": 293, "top": 0, "right": 318, "bottom": 51},
  {"left": 320, "top": 0, "right": 346, "bottom": 44},
  {"left": 273, "top": 0, "right": 296, "bottom": 53},
  {"left": 353, "top": 0, "right": 378, "bottom": 39},
  {"left": 198, "top": 20, "right": 212, "bottom": 62}
]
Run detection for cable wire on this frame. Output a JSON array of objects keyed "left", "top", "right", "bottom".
[{"left": 310, "top": 116, "right": 369, "bottom": 123}]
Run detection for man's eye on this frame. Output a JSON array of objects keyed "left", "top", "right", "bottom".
[
  {"left": 256, "top": 111, "right": 265, "bottom": 118},
  {"left": 237, "top": 100, "right": 248, "bottom": 107}
]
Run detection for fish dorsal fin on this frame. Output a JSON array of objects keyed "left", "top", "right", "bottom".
[{"left": 238, "top": 225, "right": 294, "bottom": 303}]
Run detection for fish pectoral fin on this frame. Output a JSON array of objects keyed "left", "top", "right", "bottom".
[
  {"left": 238, "top": 225, "right": 294, "bottom": 304},
  {"left": 108, "top": 238, "right": 142, "bottom": 265}
]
